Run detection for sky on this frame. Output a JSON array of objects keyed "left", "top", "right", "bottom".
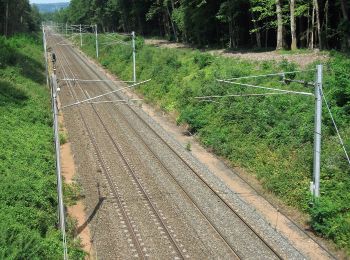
[{"left": 29, "top": 0, "right": 70, "bottom": 3}]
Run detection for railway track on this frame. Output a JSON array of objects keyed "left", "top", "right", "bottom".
[
  {"left": 55, "top": 41, "right": 149, "bottom": 259},
  {"left": 61, "top": 37, "right": 285, "bottom": 258},
  {"left": 48, "top": 31, "right": 306, "bottom": 259},
  {"left": 72, "top": 56, "right": 284, "bottom": 259},
  {"left": 54, "top": 36, "right": 191, "bottom": 259}
]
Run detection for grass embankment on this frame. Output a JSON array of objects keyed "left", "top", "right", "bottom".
[
  {"left": 0, "top": 35, "right": 84, "bottom": 259},
  {"left": 78, "top": 34, "right": 350, "bottom": 253}
]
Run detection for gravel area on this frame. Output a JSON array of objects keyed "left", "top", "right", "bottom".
[
  {"left": 49, "top": 32, "right": 308, "bottom": 259},
  {"left": 62, "top": 44, "right": 239, "bottom": 259}
]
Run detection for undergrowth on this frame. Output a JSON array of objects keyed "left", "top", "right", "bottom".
[
  {"left": 78, "top": 34, "right": 350, "bottom": 253},
  {"left": 0, "top": 34, "right": 84, "bottom": 259}
]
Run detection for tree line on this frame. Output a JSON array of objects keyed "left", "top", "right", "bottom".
[
  {"left": 0, "top": 0, "right": 41, "bottom": 37},
  {"left": 50, "top": 0, "right": 350, "bottom": 50}
]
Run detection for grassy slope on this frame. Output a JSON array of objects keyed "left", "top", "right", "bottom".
[
  {"left": 0, "top": 35, "right": 84, "bottom": 259},
  {"left": 79, "top": 34, "right": 350, "bottom": 253}
]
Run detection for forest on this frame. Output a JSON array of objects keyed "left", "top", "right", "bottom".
[
  {"left": 50, "top": 0, "right": 350, "bottom": 50},
  {"left": 0, "top": 0, "right": 42, "bottom": 36}
]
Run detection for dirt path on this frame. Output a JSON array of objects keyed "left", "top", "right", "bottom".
[
  {"left": 145, "top": 39, "right": 329, "bottom": 68},
  {"left": 58, "top": 106, "right": 94, "bottom": 259}
]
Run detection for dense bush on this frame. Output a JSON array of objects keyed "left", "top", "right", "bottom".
[
  {"left": 0, "top": 35, "right": 84, "bottom": 259},
  {"left": 79, "top": 34, "right": 350, "bottom": 253}
]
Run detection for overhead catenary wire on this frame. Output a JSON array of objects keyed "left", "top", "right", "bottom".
[
  {"left": 320, "top": 88, "right": 350, "bottom": 168},
  {"left": 100, "top": 40, "right": 131, "bottom": 46},
  {"left": 195, "top": 92, "right": 300, "bottom": 99},
  {"left": 222, "top": 69, "right": 316, "bottom": 81},
  {"left": 217, "top": 79, "right": 314, "bottom": 96},
  {"left": 198, "top": 99, "right": 222, "bottom": 104}
]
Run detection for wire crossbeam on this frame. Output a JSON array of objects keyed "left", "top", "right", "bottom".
[
  {"left": 216, "top": 79, "right": 314, "bottom": 96},
  {"left": 61, "top": 79, "right": 151, "bottom": 109},
  {"left": 321, "top": 88, "right": 350, "bottom": 168}
]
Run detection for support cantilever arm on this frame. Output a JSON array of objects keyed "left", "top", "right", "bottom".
[{"left": 61, "top": 79, "right": 151, "bottom": 109}]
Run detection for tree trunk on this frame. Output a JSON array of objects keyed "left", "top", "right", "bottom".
[
  {"left": 163, "top": 10, "right": 170, "bottom": 38},
  {"left": 168, "top": 0, "right": 178, "bottom": 41},
  {"left": 256, "top": 30, "right": 262, "bottom": 49},
  {"left": 5, "top": 1, "right": 9, "bottom": 37},
  {"left": 324, "top": 0, "right": 329, "bottom": 48},
  {"left": 276, "top": 0, "right": 284, "bottom": 50},
  {"left": 340, "top": 0, "right": 350, "bottom": 48},
  {"left": 252, "top": 12, "right": 261, "bottom": 48},
  {"left": 340, "top": 0, "right": 349, "bottom": 19},
  {"left": 228, "top": 19, "right": 232, "bottom": 48},
  {"left": 158, "top": 17, "right": 163, "bottom": 37},
  {"left": 310, "top": 3, "right": 315, "bottom": 49},
  {"left": 307, "top": 5, "right": 310, "bottom": 47},
  {"left": 290, "top": 0, "right": 297, "bottom": 50},
  {"left": 314, "top": 0, "right": 322, "bottom": 49},
  {"left": 165, "top": 3, "right": 178, "bottom": 41}
]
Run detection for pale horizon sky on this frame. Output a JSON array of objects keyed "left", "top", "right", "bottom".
[{"left": 29, "top": 0, "right": 70, "bottom": 4}]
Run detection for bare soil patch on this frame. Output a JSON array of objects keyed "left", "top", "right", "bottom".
[
  {"left": 58, "top": 101, "right": 94, "bottom": 258},
  {"left": 145, "top": 39, "right": 329, "bottom": 68}
]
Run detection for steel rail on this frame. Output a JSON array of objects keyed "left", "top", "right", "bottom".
[
  {"left": 53, "top": 39, "right": 147, "bottom": 260},
  {"left": 54, "top": 36, "right": 186, "bottom": 259},
  {"left": 64, "top": 36, "right": 285, "bottom": 259}
]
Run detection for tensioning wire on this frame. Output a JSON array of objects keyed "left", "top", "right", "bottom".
[{"left": 320, "top": 88, "right": 350, "bottom": 168}]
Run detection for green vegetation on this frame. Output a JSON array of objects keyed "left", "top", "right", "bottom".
[
  {"left": 59, "top": 132, "right": 68, "bottom": 145},
  {"left": 79, "top": 34, "right": 350, "bottom": 252},
  {"left": 185, "top": 142, "right": 191, "bottom": 152},
  {"left": 0, "top": 34, "right": 84, "bottom": 259}
]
